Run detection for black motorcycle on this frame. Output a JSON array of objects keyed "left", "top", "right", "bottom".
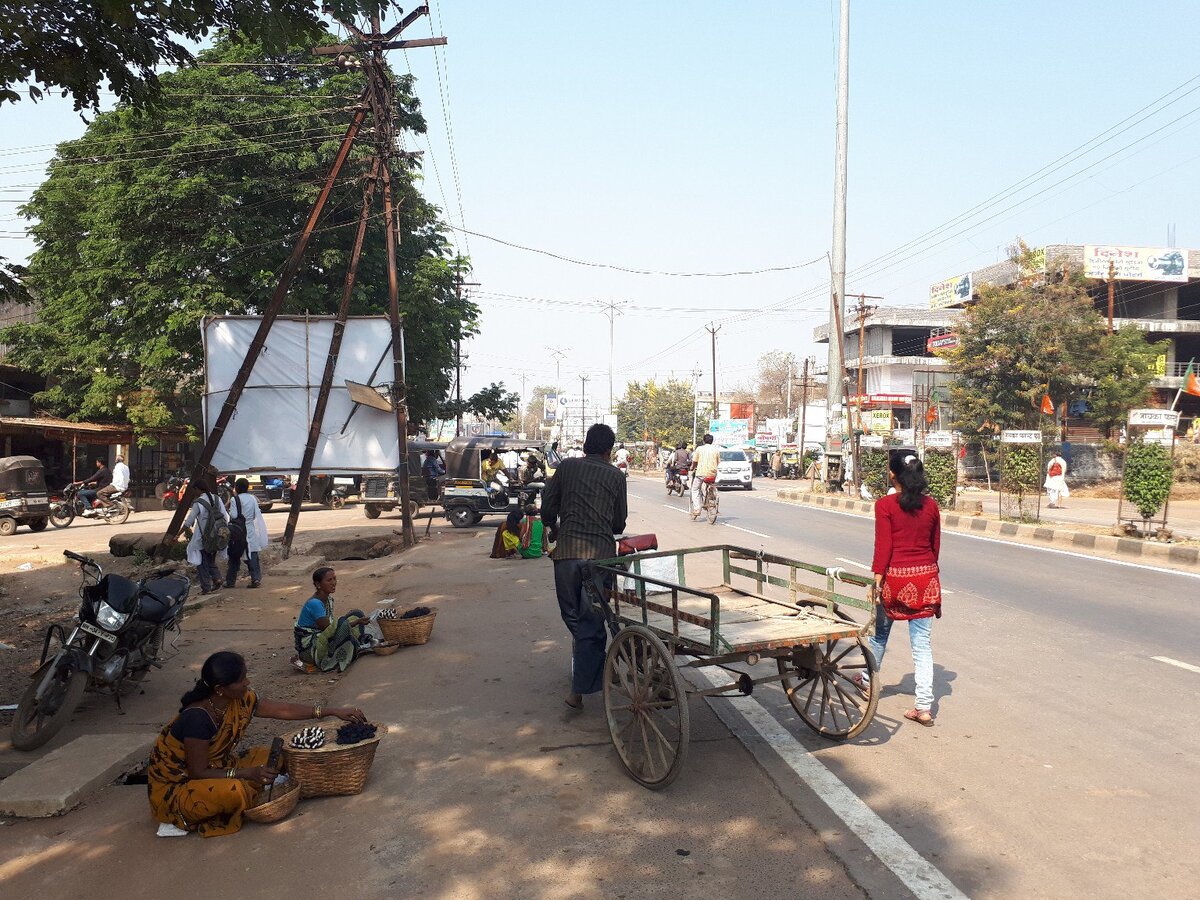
[
  {"left": 10, "top": 550, "right": 190, "bottom": 750},
  {"left": 50, "top": 482, "right": 132, "bottom": 528}
]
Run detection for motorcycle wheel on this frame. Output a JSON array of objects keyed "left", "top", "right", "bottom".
[
  {"left": 49, "top": 504, "right": 75, "bottom": 528},
  {"left": 162, "top": 497, "right": 178, "bottom": 511},
  {"left": 11, "top": 661, "right": 88, "bottom": 751},
  {"left": 105, "top": 501, "right": 131, "bottom": 526}
]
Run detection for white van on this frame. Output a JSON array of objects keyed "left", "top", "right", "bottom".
[{"left": 715, "top": 448, "right": 753, "bottom": 490}]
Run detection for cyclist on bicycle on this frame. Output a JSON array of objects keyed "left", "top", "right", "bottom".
[{"left": 690, "top": 434, "right": 720, "bottom": 518}]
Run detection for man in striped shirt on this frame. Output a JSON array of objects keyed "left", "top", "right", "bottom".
[{"left": 541, "top": 423, "right": 628, "bottom": 709}]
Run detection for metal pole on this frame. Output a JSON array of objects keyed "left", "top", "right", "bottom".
[
  {"left": 1107, "top": 260, "right": 1115, "bottom": 334},
  {"left": 799, "top": 357, "right": 810, "bottom": 471},
  {"left": 707, "top": 324, "right": 720, "bottom": 421},
  {"left": 785, "top": 358, "right": 793, "bottom": 424},
  {"left": 580, "top": 374, "right": 589, "bottom": 443},
  {"left": 827, "top": 0, "right": 851, "bottom": 420}
]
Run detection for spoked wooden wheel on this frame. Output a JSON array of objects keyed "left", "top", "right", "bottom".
[
  {"left": 778, "top": 636, "right": 878, "bottom": 740},
  {"left": 603, "top": 625, "right": 690, "bottom": 789}
]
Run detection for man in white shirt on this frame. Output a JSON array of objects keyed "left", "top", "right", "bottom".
[
  {"left": 98, "top": 454, "right": 131, "bottom": 504},
  {"left": 690, "top": 434, "right": 721, "bottom": 517},
  {"left": 225, "top": 478, "right": 268, "bottom": 588},
  {"left": 614, "top": 443, "right": 629, "bottom": 467}
]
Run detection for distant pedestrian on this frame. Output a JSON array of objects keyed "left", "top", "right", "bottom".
[
  {"left": 225, "top": 478, "right": 267, "bottom": 589},
  {"left": 541, "top": 423, "right": 628, "bottom": 709},
  {"left": 183, "top": 477, "right": 231, "bottom": 595},
  {"left": 1045, "top": 450, "right": 1069, "bottom": 509},
  {"left": 860, "top": 453, "right": 942, "bottom": 727}
]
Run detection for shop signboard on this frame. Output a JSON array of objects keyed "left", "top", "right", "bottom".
[
  {"left": 709, "top": 418, "right": 751, "bottom": 447},
  {"left": 1128, "top": 408, "right": 1180, "bottom": 428},
  {"left": 1083, "top": 245, "right": 1188, "bottom": 282},
  {"left": 1001, "top": 429, "right": 1041, "bottom": 444},
  {"left": 925, "top": 431, "right": 955, "bottom": 448},
  {"left": 892, "top": 428, "right": 915, "bottom": 445},
  {"left": 859, "top": 434, "right": 885, "bottom": 448},
  {"left": 543, "top": 394, "right": 558, "bottom": 421},
  {"left": 926, "top": 332, "right": 960, "bottom": 353},
  {"left": 929, "top": 273, "right": 973, "bottom": 309}
]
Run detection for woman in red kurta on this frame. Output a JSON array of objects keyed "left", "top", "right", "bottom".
[{"left": 860, "top": 452, "right": 941, "bottom": 726}]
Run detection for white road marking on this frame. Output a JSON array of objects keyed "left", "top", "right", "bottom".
[
  {"left": 690, "top": 667, "right": 967, "bottom": 900},
  {"left": 627, "top": 492, "right": 644, "bottom": 499},
  {"left": 662, "top": 503, "right": 689, "bottom": 514},
  {"left": 724, "top": 523, "right": 771, "bottom": 538},
  {"left": 1152, "top": 656, "right": 1200, "bottom": 674},
  {"left": 836, "top": 557, "right": 871, "bottom": 570},
  {"left": 753, "top": 496, "right": 1200, "bottom": 581}
]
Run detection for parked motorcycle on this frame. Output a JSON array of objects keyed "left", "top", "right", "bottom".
[
  {"left": 10, "top": 550, "right": 190, "bottom": 750},
  {"left": 666, "top": 467, "right": 688, "bottom": 497},
  {"left": 160, "top": 474, "right": 185, "bottom": 511},
  {"left": 50, "top": 482, "right": 132, "bottom": 528}
]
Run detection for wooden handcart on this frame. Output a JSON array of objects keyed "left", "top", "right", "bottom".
[{"left": 588, "top": 542, "right": 879, "bottom": 789}]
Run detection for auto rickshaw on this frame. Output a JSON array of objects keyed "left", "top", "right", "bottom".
[
  {"left": 440, "top": 436, "right": 561, "bottom": 527},
  {"left": 779, "top": 445, "right": 802, "bottom": 479},
  {"left": 362, "top": 440, "right": 448, "bottom": 519},
  {"left": 0, "top": 456, "right": 51, "bottom": 535}
]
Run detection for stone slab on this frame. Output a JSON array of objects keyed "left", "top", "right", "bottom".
[
  {"left": 0, "top": 733, "right": 152, "bottom": 817},
  {"left": 267, "top": 553, "right": 326, "bottom": 577}
]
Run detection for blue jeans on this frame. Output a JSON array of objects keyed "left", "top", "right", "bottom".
[
  {"left": 553, "top": 559, "right": 610, "bottom": 695},
  {"left": 197, "top": 550, "right": 221, "bottom": 593},
  {"left": 79, "top": 489, "right": 98, "bottom": 510},
  {"left": 867, "top": 604, "right": 934, "bottom": 711},
  {"left": 225, "top": 549, "right": 261, "bottom": 586}
]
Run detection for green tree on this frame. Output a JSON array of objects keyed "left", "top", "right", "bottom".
[
  {"left": 615, "top": 379, "right": 694, "bottom": 447},
  {"left": 754, "top": 350, "right": 796, "bottom": 417},
  {"left": 3, "top": 33, "right": 477, "bottom": 444},
  {"left": 945, "top": 244, "right": 1161, "bottom": 437},
  {"left": 439, "top": 383, "right": 519, "bottom": 426},
  {"left": 0, "top": 1, "right": 385, "bottom": 110}
]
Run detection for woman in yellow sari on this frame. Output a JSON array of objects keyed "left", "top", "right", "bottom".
[{"left": 147, "top": 650, "right": 366, "bottom": 838}]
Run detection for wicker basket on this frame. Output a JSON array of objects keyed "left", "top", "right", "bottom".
[
  {"left": 282, "top": 720, "right": 386, "bottom": 798},
  {"left": 244, "top": 777, "right": 301, "bottom": 824},
  {"left": 378, "top": 609, "right": 437, "bottom": 646}
]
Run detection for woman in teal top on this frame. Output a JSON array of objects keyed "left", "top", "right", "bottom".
[
  {"left": 519, "top": 506, "right": 544, "bottom": 558},
  {"left": 292, "top": 567, "right": 366, "bottom": 673}
]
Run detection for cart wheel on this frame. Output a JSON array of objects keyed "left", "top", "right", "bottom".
[
  {"left": 603, "top": 625, "right": 690, "bottom": 790},
  {"left": 777, "top": 636, "right": 878, "bottom": 740},
  {"left": 0, "top": 517, "right": 16, "bottom": 536}
]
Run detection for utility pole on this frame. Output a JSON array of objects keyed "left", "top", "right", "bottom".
[
  {"left": 691, "top": 366, "right": 703, "bottom": 446},
  {"left": 706, "top": 323, "right": 721, "bottom": 421},
  {"left": 785, "top": 358, "right": 793, "bottom": 423},
  {"left": 851, "top": 294, "right": 881, "bottom": 492},
  {"left": 579, "top": 374, "right": 590, "bottom": 444},
  {"left": 598, "top": 300, "right": 628, "bottom": 417},
  {"left": 453, "top": 338, "right": 465, "bottom": 437},
  {"left": 798, "top": 357, "right": 811, "bottom": 470},
  {"left": 547, "top": 346, "right": 567, "bottom": 391},
  {"left": 517, "top": 370, "right": 528, "bottom": 438},
  {"left": 827, "top": 0, "right": 851, "bottom": 430},
  {"left": 1107, "top": 260, "right": 1115, "bottom": 334}
]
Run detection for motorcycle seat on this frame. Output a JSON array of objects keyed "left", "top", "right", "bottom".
[{"left": 138, "top": 577, "right": 190, "bottom": 622}]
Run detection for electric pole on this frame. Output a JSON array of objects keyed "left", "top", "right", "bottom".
[
  {"left": 798, "top": 356, "right": 811, "bottom": 466},
  {"left": 706, "top": 323, "right": 721, "bottom": 421},
  {"left": 691, "top": 366, "right": 703, "bottom": 446},
  {"left": 598, "top": 300, "right": 628, "bottom": 417},
  {"left": 827, "top": 0, "right": 851, "bottom": 439},
  {"left": 850, "top": 294, "right": 882, "bottom": 492},
  {"left": 517, "top": 370, "right": 528, "bottom": 438},
  {"left": 453, "top": 338, "right": 465, "bottom": 437},
  {"left": 547, "top": 346, "right": 567, "bottom": 391},
  {"left": 579, "top": 374, "right": 590, "bottom": 444},
  {"left": 1107, "top": 260, "right": 1115, "bottom": 334}
]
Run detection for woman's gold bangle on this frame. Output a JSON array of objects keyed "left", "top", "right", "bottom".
[{"left": 312, "top": 704, "right": 322, "bottom": 719}]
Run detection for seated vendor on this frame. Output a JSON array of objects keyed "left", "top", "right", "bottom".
[
  {"left": 519, "top": 505, "right": 545, "bottom": 558},
  {"left": 292, "top": 567, "right": 367, "bottom": 673},
  {"left": 147, "top": 650, "right": 365, "bottom": 838},
  {"left": 489, "top": 509, "right": 523, "bottom": 559}
]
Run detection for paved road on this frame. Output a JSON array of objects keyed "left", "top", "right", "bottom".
[{"left": 624, "top": 475, "right": 1200, "bottom": 899}]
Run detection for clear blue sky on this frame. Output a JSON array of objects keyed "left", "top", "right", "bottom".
[{"left": 3, "top": 1, "right": 1198, "bottom": 412}]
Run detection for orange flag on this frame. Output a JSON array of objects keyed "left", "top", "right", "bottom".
[
  {"left": 926, "top": 405, "right": 937, "bottom": 425},
  {"left": 1185, "top": 359, "right": 1200, "bottom": 398},
  {"left": 1041, "top": 394, "right": 1055, "bottom": 415}
]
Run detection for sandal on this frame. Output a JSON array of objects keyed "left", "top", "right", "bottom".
[
  {"left": 904, "top": 708, "right": 934, "bottom": 727},
  {"left": 849, "top": 673, "right": 871, "bottom": 699}
]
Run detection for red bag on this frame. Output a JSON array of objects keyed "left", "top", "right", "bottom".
[{"left": 1048, "top": 461, "right": 1062, "bottom": 477}]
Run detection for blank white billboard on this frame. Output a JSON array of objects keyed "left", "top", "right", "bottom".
[{"left": 202, "top": 316, "right": 401, "bottom": 474}]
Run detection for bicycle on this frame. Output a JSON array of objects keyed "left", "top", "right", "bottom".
[{"left": 690, "top": 476, "right": 719, "bottom": 524}]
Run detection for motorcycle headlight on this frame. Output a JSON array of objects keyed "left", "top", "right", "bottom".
[{"left": 96, "top": 601, "right": 129, "bottom": 631}]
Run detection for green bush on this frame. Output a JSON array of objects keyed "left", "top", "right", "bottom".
[
  {"left": 1123, "top": 439, "right": 1174, "bottom": 520},
  {"left": 1001, "top": 445, "right": 1041, "bottom": 494},
  {"left": 924, "top": 449, "right": 956, "bottom": 506},
  {"left": 860, "top": 448, "right": 890, "bottom": 497}
]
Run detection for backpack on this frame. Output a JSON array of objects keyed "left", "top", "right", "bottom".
[
  {"left": 1048, "top": 461, "right": 1063, "bottom": 477},
  {"left": 197, "top": 494, "right": 231, "bottom": 553},
  {"left": 228, "top": 494, "right": 248, "bottom": 551}
]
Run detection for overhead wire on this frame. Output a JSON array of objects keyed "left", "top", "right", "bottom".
[{"left": 427, "top": 0, "right": 470, "bottom": 258}]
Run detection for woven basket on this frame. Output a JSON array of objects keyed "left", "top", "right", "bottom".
[
  {"left": 282, "top": 720, "right": 386, "bottom": 798},
  {"left": 244, "top": 777, "right": 301, "bottom": 824},
  {"left": 368, "top": 640, "right": 402, "bottom": 656},
  {"left": 378, "top": 609, "right": 437, "bottom": 645}
]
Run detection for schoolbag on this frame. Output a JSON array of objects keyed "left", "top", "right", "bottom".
[
  {"left": 228, "top": 494, "right": 248, "bottom": 550},
  {"left": 1048, "top": 461, "right": 1063, "bottom": 477},
  {"left": 198, "top": 495, "right": 231, "bottom": 553}
]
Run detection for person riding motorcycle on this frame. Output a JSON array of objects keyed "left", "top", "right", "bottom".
[
  {"left": 97, "top": 454, "right": 130, "bottom": 506},
  {"left": 77, "top": 458, "right": 112, "bottom": 511},
  {"left": 666, "top": 443, "right": 691, "bottom": 487}
]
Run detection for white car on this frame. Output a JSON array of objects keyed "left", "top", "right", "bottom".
[{"left": 715, "top": 449, "right": 753, "bottom": 490}]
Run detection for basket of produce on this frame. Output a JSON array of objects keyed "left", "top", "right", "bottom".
[
  {"left": 368, "top": 640, "right": 402, "bottom": 656},
  {"left": 244, "top": 776, "right": 301, "bottom": 824},
  {"left": 376, "top": 606, "right": 437, "bottom": 646},
  {"left": 282, "top": 721, "right": 386, "bottom": 798}
]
